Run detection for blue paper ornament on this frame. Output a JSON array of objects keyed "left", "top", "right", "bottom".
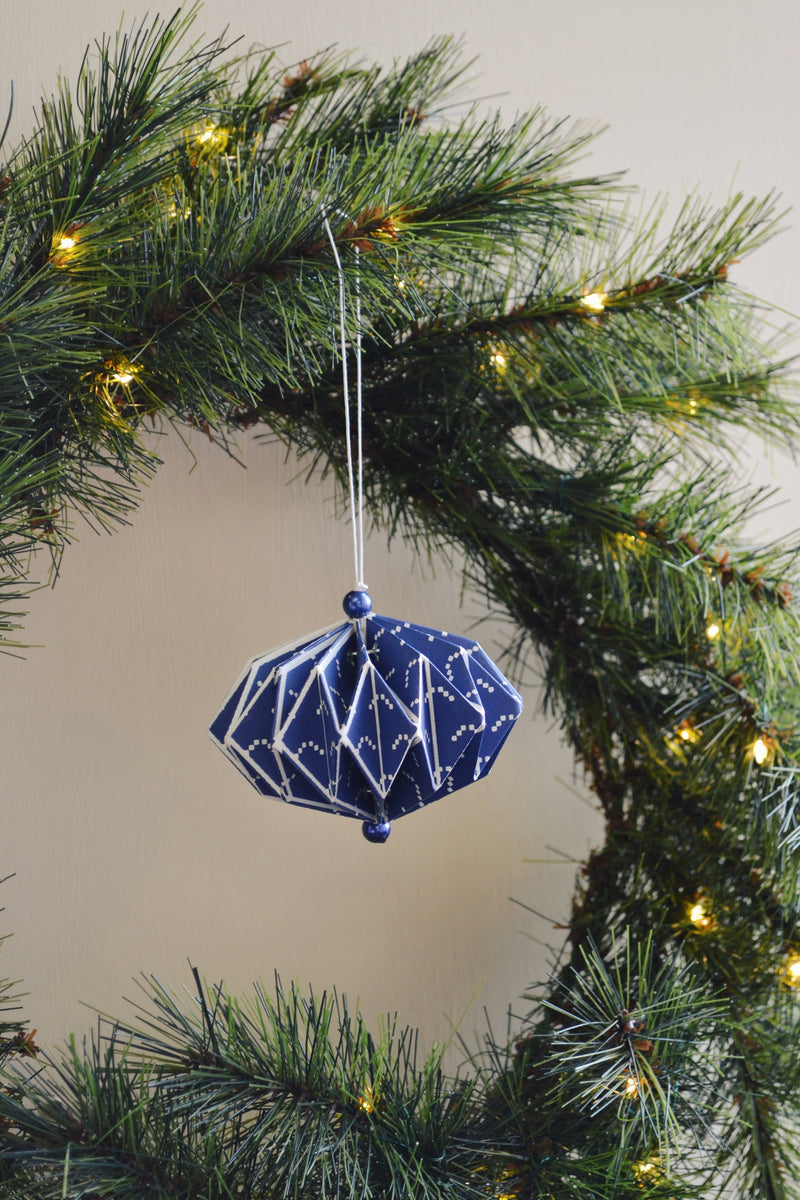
[
  {"left": 209, "top": 593, "right": 523, "bottom": 839},
  {"left": 209, "top": 216, "right": 522, "bottom": 840}
]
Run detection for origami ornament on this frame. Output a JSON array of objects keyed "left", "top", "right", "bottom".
[
  {"left": 210, "top": 589, "right": 523, "bottom": 841},
  {"left": 209, "top": 217, "right": 523, "bottom": 840}
]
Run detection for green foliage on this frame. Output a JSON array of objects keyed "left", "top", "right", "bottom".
[
  {"left": 3, "top": 7, "right": 800, "bottom": 1198},
  {"left": 0, "top": 972, "right": 522, "bottom": 1199},
  {"left": 538, "top": 932, "right": 725, "bottom": 1160}
]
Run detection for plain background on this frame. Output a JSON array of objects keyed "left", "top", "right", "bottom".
[{"left": 1, "top": 1, "right": 798, "bottom": 1057}]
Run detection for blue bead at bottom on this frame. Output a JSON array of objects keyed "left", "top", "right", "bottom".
[{"left": 362, "top": 820, "right": 391, "bottom": 843}]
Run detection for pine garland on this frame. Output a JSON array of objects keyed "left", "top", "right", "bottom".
[{"left": 2, "top": 8, "right": 800, "bottom": 1197}]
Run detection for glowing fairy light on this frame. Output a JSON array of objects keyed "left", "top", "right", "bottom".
[
  {"left": 687, "top": 388, "right": 704, "bottom": 416},
  {"left": 633, "top": 1157, "right": 657, "bottom": 1177},
  {"left": 632, "top": 1156, "right": 664, "bottom": 1184},
  {"left": 490, "top": 351, "right": 508, "bottom": 371},
  {"left": 624, "top": 1073, "right": 639, "bottom": 1096},
  {"left": 752, "top": 737, "right": 769, "bottom": 766},
  {"left": 97, "top": 358, "right": 141, "bottom": 392},
  {"left": 579, "top": 292, "right": 608, "bottom": 313},
  {"left": 168, "top": 201, "right": 192, "bottom": 219},
  {"left": 706, "top": 621, "right": 721, "bottom": 640},
  {"left": 689, "top": 897, "right": 714, "bottom": 930},
  {"left": 778, "top": 952, "right": 800, "bottom": 989},
  {"left": 357, "top": 1086, "right": 375, "bottom": 1113},
  {"left": 194, "top": 122, "right": 230, "bottom": 154},
  {"left": 200, "top": 124, "right": 226, "bottom": 144},
  {"left": 51, "top": 230, "right": 81, "bottom": 266},
  {"left": 669, "top": 719, "right": 701, "bottom": 756}
]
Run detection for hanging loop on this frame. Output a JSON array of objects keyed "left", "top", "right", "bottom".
[{"left": 321, "top": 211, "right": 366, "bottom": 595}]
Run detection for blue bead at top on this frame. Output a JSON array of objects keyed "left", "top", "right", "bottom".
[{"left": 343, "top": 590, "right": 373, "bottom": 618}]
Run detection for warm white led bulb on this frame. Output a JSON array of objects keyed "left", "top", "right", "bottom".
[
  {"left": 753, "top": 738, "right": 769, "bottom": 765},
  {"left": 579, "top": 292, "right": 606, "bottom": 313}
]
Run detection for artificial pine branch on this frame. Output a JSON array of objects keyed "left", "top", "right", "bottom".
[{"left": 3, "top": 9, "right": 800, "bottom": 1198}]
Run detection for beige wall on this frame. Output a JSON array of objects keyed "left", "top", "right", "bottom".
[{"left": 1, "top": 1, "right": 798, "bottom": 1055}]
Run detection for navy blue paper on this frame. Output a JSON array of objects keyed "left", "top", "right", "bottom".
[{"left": 210, "top": 614, "right": 523, "bottom": 825}]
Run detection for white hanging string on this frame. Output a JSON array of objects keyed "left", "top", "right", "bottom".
[
  {"left": 355, "top": 246, "right": 365, "bottom": 588},
  {"left": 321, "top": 213, "right": 366, "bottom": 592}
]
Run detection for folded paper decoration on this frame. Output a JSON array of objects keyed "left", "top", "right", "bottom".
[{"left": 210, "top": 595, "right": 523, "bottom": 840}]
